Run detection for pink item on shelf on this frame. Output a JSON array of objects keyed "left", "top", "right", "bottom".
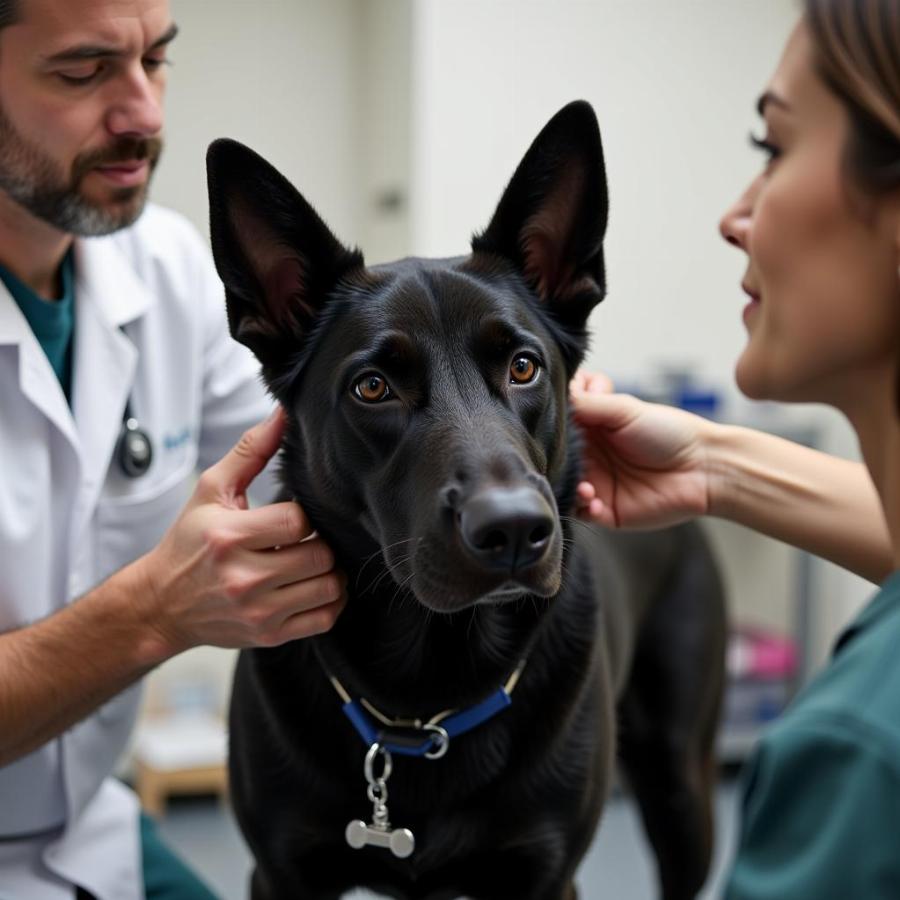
[{"left": 727, "top": 626, "right": 798, "bottom": 680}]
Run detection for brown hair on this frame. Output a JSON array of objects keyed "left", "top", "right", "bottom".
[
  {"left": 805, "top": 0, "right": 900, "bottom": 411},
  {"left": 805, "top": 0, "right": 900, "bottom": 193}
]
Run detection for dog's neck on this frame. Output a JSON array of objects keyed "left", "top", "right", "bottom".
[{"left": 314, "top": 542, "right": 550, "bottom": 716}]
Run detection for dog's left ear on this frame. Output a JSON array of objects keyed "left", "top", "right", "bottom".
[
  {"left": 206, "top": 139, "right": 363, "bottom": 377},
  {"left": 472, "top": 100, "right": 608, "bottom": 334}
]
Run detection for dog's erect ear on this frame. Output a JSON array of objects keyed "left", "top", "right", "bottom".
[
  {"left": 472, "top": 100, "right": 608, "bottom": 333},
  {"left": 206, "top": 139, "right": 363, "bottom": 370}
]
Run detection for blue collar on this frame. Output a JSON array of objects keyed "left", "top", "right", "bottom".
[{"left": 326, "top": 660, "right": 527, "bottom": 759}]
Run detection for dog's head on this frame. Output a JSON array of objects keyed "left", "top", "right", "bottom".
[{"left": 207, "top": 101, "right": 608, "bottom": 615}]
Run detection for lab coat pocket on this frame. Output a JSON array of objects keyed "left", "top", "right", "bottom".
[{"left": 94, "top": 463, "right": 195, "bottom": 584}]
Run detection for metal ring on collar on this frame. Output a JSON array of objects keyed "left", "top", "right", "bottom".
[
  {"left": 365, "top": 742, "right": 392, "bottom": 784},
  {"left": 423, "top": 724, "right": 449, "bottom": 759}
]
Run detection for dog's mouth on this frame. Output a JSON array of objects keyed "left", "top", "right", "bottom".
[
  {"left": 414, "top": 572, "right": 561, "bottom": 613},
  {"left": 475, "top": 581, "right": 534, "bottom": 605},
  {"left": 383, "top": 537, "right": 563, "bottom": 614}
]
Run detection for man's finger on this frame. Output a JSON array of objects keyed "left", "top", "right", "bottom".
[
  {"left": 272, "top": 570, "right": 347, "bottom": 619},
  {"left": 272, "top": 596, "right": 346, "bottom": 644},
  {"left": 258, "top": 538, "right": 337, "bottom": 589},
  {"left": 203, "top": 406, "right": 285, "bottom": 498},
  {"left": 235, "top": 501, "right": 314, "bottom": 550}
]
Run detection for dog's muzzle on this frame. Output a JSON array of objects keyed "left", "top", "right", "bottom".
[{"left": 458, "top": 486, "right": 555, "bottom": 575}]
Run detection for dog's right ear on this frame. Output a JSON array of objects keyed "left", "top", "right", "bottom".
[{"left": 206, "top": 139, "right": 363, "bottom": 373}]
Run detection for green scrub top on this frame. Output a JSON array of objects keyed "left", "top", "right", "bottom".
[
  {"left": 726, "top": 569, "right": 900, "bottom": 899},
  {"left": 0, "top": 250, "right": 75, "bottom": 402}
]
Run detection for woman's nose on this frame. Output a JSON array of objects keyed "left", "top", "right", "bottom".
[{"left": 719, "top": 177, "right": 759, "bottom": 251}]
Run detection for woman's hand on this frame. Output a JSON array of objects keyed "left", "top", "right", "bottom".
[{"left": 569, "top": 371, "right": 714, "bottom": 530}]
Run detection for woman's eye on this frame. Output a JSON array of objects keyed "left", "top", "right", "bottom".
[
  {"left": 510, "top": 355, "right": 539, "bottom": 385},
  {"left": 354, "top": 373, "right": 391, "bottom": 403},
  {"left": 749, "top": 132, "right": 782, "bottom": 166}
]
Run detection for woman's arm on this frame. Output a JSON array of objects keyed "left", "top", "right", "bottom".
[
  {"left": 570, "top": 385, "right": 892, "bottom": 584},
  {"left": 707, "top": 424, "right": 891, "bottom": 584}
]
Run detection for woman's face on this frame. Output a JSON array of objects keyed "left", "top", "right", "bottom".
[{"left": 720, "top": 20, "right": 900, "bottom": 411}]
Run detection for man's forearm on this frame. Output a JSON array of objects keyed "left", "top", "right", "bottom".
[
  {"left": 708, "top": 424, "right": 892, "bottom": 584},
  {"left": 0, "top": 559, "right": 174, "bottom": 768}
]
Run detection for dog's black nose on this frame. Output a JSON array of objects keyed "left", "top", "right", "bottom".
[{"left": 458, "top": 487, "right": 555, "bottom": 574}]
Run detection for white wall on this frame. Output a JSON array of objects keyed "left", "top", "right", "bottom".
[
  {"left": 406, "top": 0, "right": 873, "bottom": 670},
  {"left": 408, "top": 0, "right": 797, "bottom": 390},
  {"left": 358, "top": 0, "right": 414, "bottom": 264},
  {"left": 151, "top": 0, "right": 365, "bottom": 244}
]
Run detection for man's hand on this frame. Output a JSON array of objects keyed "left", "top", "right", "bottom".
[
  {"left": 134, "top": 407, "right": 345, "bottom": 654},
  {"left": 0, "top": 409, "right": 345, "bottom": 767}
]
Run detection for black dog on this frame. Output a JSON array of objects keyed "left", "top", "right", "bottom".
[{"left": 206, "top": 101, "right": 726, "bottom": 900}]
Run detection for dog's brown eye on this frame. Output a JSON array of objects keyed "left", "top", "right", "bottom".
[
  {"left": 355, "top": 373, "right": 391, "bottom": 403},
  {"left": 510, "top": 356, "right": 538, "bottom": 384}
]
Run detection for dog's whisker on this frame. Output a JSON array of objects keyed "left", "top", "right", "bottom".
[
  {"left": 559, "top": 515, "right": 600, "bottom": 538},
  {"left": 358, "top": 550, "right": 415, "bottom": 598},
  {"left": 354, "top": 550, "right": 389, "bottom": 590},
  {"left": 389, "top": 570, "right": 417, "bottom": 610},
  {"left": 354, "top": 538, "right": 417, "bottom": 590},
  {"left": 466, "top": 607, "right": 478, "bottom": 641},
  {"left": 385, "top": 561, "right": 422, "bottom": 615},
  {"left": 360, "top": 566, "right": 394, "bottom": 597}
]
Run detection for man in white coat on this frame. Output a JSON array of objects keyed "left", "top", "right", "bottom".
[{"left": 0, "top": 0, "right": 346, "bottom": 897}]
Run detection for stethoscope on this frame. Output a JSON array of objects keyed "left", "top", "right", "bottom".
[
  {"left": 116, "top": 397, "right": 154, "bottom": 479},
  {"left": 114, "top": 324, "right": 153, "bottom": 479}
]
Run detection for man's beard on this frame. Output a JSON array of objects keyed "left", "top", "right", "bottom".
[{"left": 0, "top": 103, "right": 162, "bottom": 236}]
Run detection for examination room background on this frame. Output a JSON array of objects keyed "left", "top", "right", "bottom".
[{"left": 127, "top": 1, "right": 877, "bottom": 896}]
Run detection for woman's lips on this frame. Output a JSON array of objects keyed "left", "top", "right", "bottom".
[
  {"left": 741, "top": 283, "right": 761, "bottom": 325},
  {"left": 92, "top": 160, "right": 149, "bottom": 187}
]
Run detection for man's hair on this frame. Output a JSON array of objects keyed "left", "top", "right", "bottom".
[{"left": 0, "top": 0, "right": 19, "bottom": 29}]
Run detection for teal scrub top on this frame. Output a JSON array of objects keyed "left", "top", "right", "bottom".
[
  {"left": 726, "top": 569, "right": 900, "bottom": 899},
  {"left": 0, "top": 250, "right": 75, "bottom": 401}
]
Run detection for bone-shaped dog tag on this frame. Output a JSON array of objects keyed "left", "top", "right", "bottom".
[
  {"left": 345, "top": 819, "right": 415, "bottom": 858},
  {"left": 347, "top": 743, "right": 416, "bottom": 858}
]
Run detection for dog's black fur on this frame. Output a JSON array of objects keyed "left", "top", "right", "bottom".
[{"left": 206, "top": 101, "right": 726, "bottom": 900}]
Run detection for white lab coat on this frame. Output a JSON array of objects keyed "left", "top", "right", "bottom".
[{"left": 0, "top": 204, "right": 275, "bottom": 899}]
